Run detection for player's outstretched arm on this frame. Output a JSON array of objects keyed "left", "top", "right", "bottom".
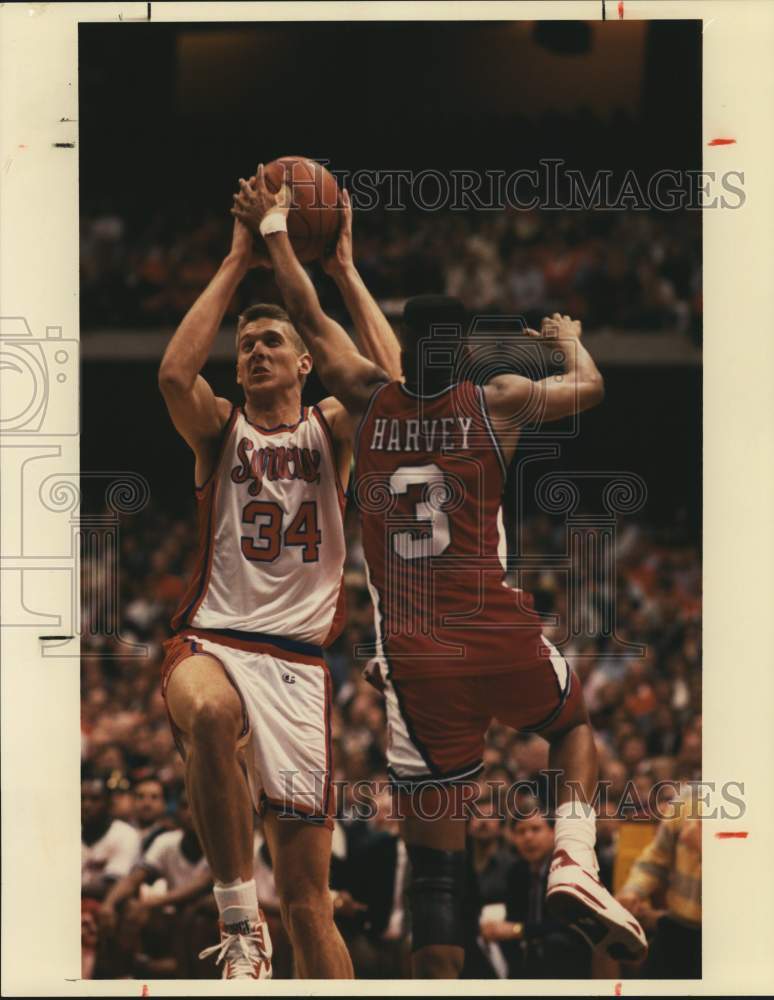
[
  {"left": 320, "top": 189, "right": 402, "bottom": 380},
  {"left": 483, "top": 313, "right": 604, "bottom": 425},
  {"left": 232, "top": 166, "right": 389, "bottom": 417},
  {"left": 158, "top": 217, "right": 264, "bottom": 478}
]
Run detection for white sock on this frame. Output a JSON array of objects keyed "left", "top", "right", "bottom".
[
  {"left": 213, "top": 878, "right": 260, "bottom": 929},
  {"left": 553, "top": 800, "right": 598, "bottom": 873}
]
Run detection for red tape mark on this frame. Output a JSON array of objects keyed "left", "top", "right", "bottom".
[
  {"left": 715, "top": 831, "right": 749, "bottom": 839},
  {"left": 615, "top": 983, "right": 623, "bottom": 996},
  {"left": 618, "top": 1, "right": 624, "bottom": 17},
  {"left": 708, "top": 138, "right": 736, "bottom": 146},
  {"left": 141, "top": 987, "right": 149, "bottom": 997}
]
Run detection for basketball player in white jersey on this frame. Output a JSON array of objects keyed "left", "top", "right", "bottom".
[{"left": 157, "top": 193, "right": 399, "bottom": 979}]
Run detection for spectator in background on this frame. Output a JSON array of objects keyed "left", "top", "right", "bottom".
[
  {"left": 82, "top": 778, "right": 141, "bottom": 901},
  {"left": 81, "top": 778, "right": 141, "bottom": 978},
  {"left": 336, "top": 783, "right": 410, "bottom": 979},
  {"left": 469, "top": 797, "right": 515, "bottom": 909},
  {"left": 80, "top": 196, "right": 701, "bottom": 340},
  {"left": 463, "top": 795, "right": 518, "bottom": 978},
  {"left": 479, "top": 807, "right": 591, "bottom": 979},
  {"left": 616, "top": 791, "right": 701, "bottom": 978},
  {"left": 80, "top": 503, "right": 702, "bottom": 979},
  {"left": 97, "top": 791, "right": 212, "bottom": 978},
  {"left": 130, "top": 774, "right": 169, "bottom": 850}
]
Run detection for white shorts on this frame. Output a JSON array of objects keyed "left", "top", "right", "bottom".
[{"left": 161, "top": 629, "right": 334, "bottom": 828}]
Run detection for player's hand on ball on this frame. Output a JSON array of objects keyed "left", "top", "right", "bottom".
[
  {"left": 321, "top": 188, "right": 354, "bottom": 277},
  {"left": 232, "top": 164, "right": 291, "bottom": 236}
]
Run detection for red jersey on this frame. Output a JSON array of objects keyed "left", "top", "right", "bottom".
[{"left": 354, "top": 380, "right": 544, "bottom": 680}]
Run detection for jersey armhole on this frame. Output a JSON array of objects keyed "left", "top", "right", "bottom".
[
  {"left": 312, "top": 405, "right": 347, "bottom": 506},
  {"left": 476, "top": 385, "right": 508, "bottom": 479},
  {"left": 194, "top": 404, "right": 238, "bottom": 494}
]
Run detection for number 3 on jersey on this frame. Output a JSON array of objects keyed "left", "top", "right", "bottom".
[
  {"left": 390, "top": 463, "right": 450, "bottom": 560},
  {"left": 241, "top": 500, "right": 321, "bottom": 563}
]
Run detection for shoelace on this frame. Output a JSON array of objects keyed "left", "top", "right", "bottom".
[{"left": 199, "top": 929, "right": 269, "bottom": 977}]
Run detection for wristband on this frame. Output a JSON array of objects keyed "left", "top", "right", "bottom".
[{"left": 259, "top": 212, "right": 288, "bottom": 237}]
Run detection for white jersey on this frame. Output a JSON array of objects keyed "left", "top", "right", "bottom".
[
  {"left": 172, "top": 404, "right": 346, "bottom": 646},
  {"left": 82, "top": 819, "right": 141, "bottom": 892},
  {"left": 140, "top": 829, "right": 210, "bottom": 890}
]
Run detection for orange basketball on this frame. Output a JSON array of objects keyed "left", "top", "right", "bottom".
[{"left": 264, "top": 156, "right": 340, "bottom": 262}]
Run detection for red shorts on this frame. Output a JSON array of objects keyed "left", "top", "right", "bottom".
[{"left": 374, "top": 636, "right": 582, "bottom": 788}]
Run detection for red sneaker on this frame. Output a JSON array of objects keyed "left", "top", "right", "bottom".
[
  {"left": 546, "top": 849, "right": 648, "bottom": 961},
  {"left": 199, "top": 916, "right": 273, "bottom": 979}
]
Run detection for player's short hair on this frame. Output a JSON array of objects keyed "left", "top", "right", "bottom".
[
  {"left": 236, "top": 303, "right": 307, "bottom": 356},
  {"left": 402, "top": 295, "right": 468, "bottom": 341},
  {"left": 400, "top": 295, "right": 468, "bottom": 388}
]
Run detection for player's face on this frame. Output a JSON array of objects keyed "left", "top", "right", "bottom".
[
  {"left": 236, "top": 319, "right": 311, "bottom": 397},
  {"left": 511, "top": 815, "right": 554, "bottom": 864},
  {"left": 133, "top": 781, "right": 165, "bottom": 825}
]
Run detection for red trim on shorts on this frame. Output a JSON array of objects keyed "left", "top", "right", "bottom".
[
  {"left": 527, "top": 669, "right": 582, "bottom": 737},
  {"left": 159, "top": 635, "right": 250, "bottom": 754},
  {"left": 180, "top": 627, "right": 326, "bottom": 667},
  {"left": 260, "top": 795, "right": 334, "bottom": 832}
]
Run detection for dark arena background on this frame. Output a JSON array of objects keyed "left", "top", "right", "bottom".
[{"left": 79, "top": 20, "right": 702, "bottom": 980}]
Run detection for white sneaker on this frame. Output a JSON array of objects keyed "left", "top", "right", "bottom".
[
  {"left": 199, "top": 916, "right": 273, "bottom": 979},
  {"left": 545, "top": 848, "right": 648, "bottom": 961}
]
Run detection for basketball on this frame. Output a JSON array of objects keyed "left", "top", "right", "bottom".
[{"left": 264, "top": 156, "right": 341, "bottom": 262}]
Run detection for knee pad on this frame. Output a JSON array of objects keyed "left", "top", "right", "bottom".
[{"left": 406, "top": 844, "right": 466, "bottom": 951}]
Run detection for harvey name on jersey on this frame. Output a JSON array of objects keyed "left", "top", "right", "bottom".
[{"left": 367, "top": 415, "right": 473, "bottom": 452}]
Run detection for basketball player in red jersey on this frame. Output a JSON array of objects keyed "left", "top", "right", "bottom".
[
  {"left": 157, "top": 192, "right": 400, "bottom": 978},
  {"left": 234, "top": 168, "right": 648, "bottom": 978}
]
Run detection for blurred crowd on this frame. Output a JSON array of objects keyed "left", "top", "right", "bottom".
[
  {"left": 80, "top": 204, "right": 701, "bottom": 342},
  {"left": 81, "top": 504, "right": 701, "bottom": 979}
]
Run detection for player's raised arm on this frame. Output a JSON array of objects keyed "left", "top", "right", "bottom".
[
  {"left": 320, "top": 189, "right": 402, "bottom": 380},
  {"left": 483, "top": 313, "right": 604, "bottom": 425},
  {"left": 232, "top": 166, "right": 389, "bottom": 416},
  {"left": 158, "top": 216, "right": 264, "bottom": 481}
]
